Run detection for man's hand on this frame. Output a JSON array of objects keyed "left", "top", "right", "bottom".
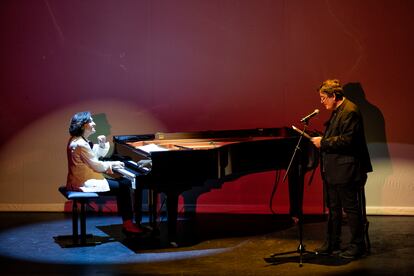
[{"left": 311, "top": 136, "right": 322, "bottom": 148}]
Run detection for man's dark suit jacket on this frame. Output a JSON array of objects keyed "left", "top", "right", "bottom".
[{"left": 320, "top": 98, "right": 373, "bottom": 185}]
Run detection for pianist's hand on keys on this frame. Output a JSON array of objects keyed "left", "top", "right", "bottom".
[{"left": 111, "top": 161, "right": 125, "bottom": 170}]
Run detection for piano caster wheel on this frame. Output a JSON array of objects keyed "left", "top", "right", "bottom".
[{"left": 292, "top": 216, "right": 300, "bottom": 224}]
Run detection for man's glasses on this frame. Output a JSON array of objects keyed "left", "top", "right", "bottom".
[{"left": 320, "top": 95, "right": 330, "bottom": 103}]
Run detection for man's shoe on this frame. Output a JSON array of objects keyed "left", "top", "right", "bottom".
[
  {"left": 169, "top": 241, "right": 179, "bottom": 248},
  {"left": 315, "top": 241, "right": 341, "bottom": 255},
  {"left": 339, "top": 244, "right": 364, "bottom": 259}
]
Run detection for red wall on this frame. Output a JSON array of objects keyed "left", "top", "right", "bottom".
[{"left": 1, "top": 0, "right": 413, "bottom": 214}]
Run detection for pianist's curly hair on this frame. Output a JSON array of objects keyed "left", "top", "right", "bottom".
[
  {"left": 318, "top": 79, "right": 344, "bottom": 100},
  {"left": 69, "top": 111, "right": 92, "bottom": 137}
]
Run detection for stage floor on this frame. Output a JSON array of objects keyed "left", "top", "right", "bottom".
[{"left": 0, "top": 212, "right": 413, "bottom": 275}]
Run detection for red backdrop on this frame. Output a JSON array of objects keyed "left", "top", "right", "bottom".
[{"left": 1, "top": 0, "right": 413, "bottom": 214}]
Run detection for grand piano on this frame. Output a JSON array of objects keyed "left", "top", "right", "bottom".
[{"left": 111, "top": 127, "right": 317, "bottom": 241}]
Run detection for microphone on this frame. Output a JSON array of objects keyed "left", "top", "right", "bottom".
[{"left": 300, "top": 109, "right": 319, "bottom": 122}]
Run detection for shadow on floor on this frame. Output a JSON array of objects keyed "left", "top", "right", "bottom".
[{"left": 96, "top": 213, "right": 322, "bottom": 252}]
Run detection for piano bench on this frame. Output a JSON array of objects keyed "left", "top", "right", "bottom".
[{"left": 54, "top": 186, "right": 101, "bottom": 247}]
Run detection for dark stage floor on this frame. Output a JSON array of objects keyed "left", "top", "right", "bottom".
[{"left": 0, "top": 212, "right": 413, "bottom": 275}]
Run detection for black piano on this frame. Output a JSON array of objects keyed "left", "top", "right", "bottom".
[{"left": 112, "top": 127, "right": 317, "bottom": 241}]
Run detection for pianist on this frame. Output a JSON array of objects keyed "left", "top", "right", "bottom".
[{"left": 66, "top": 111, "right": 145, "bottom": 235}]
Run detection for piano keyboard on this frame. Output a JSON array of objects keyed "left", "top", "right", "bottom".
[{"left": 113, "top": 167, "right": 137, "bottom": 189}]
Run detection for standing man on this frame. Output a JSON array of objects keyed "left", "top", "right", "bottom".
[{"left": 311, "top": 79, "right": 372, "bottom": 259}]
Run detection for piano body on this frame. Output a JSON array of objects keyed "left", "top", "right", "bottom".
[{"left": 112, "top": 127, "right": 315, "bottom": 241}]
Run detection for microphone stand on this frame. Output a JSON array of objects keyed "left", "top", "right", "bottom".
[{"left": 267, "top": 120, "right": 314, "bottom": 267}]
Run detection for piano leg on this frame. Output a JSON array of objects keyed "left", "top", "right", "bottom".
[
  {"left": 166, "top": 191, "right": 180, "bottom": 244},
  {"left": 134, "top": 189, "right": 143, "bottom": 224},
  {"left": 149, "top": 189, "right": 157, "bottom": 230}
]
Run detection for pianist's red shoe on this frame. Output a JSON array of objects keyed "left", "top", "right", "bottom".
[{"left": 122, "top": 220, "right": 145, "bottom": 234}]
